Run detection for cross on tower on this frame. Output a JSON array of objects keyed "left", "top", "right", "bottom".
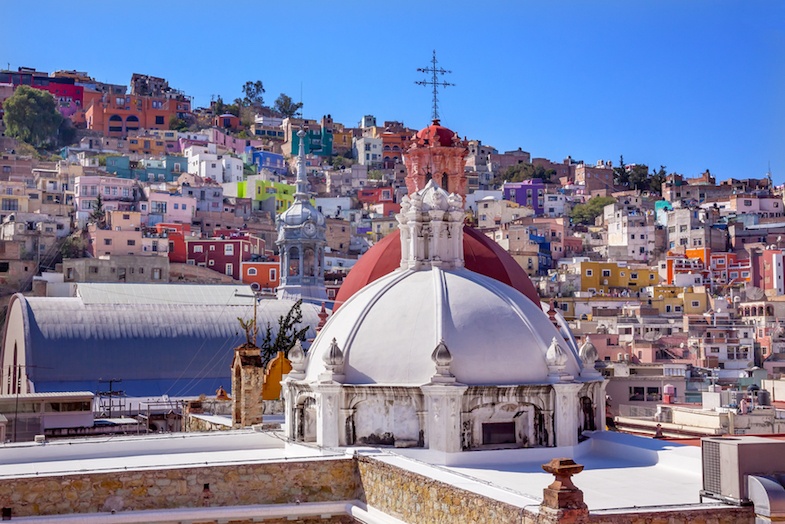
[{"left": 415, "top": 50, "right": 455, "bottom": 121}]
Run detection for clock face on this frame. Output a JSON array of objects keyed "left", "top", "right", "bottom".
[{"left": 303, "top": 222, "right": 317, "bottom": 236}]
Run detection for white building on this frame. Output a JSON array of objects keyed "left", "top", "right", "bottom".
[
  {"left": 604, "top": 202, "right": 656, "bottom": 262},
  {"left": 353, "top": 136, "right": 383, "bottom": 167}
]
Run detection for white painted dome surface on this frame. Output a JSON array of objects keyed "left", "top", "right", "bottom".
[{"left": 305, "top": 267, "right": 581, "bottom": 385}]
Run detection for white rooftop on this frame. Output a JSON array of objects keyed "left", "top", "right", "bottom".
[{"left": 0, "top": 429, "right": 727, "bottom": 514}]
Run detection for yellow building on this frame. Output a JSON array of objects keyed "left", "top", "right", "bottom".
[
  {"left": 127, "top": 135, "right": 169, "bottom": 156},
  {"left": 578, "top": 261, "right": 659, "bottom": 294}
]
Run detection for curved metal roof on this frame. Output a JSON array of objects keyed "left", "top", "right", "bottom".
[{"left": 10, "top": 291, "right": 322, "bottom": 397}]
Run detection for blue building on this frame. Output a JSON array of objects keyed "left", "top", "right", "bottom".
[
  {"left": 246, "top": 147, "right": 287, "bottom": 176},
  {"left": 105, "top": 155, "right": 187, "bottom": 183}
]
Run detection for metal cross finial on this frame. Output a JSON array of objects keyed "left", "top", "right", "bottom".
[{"left": 415, "top": 50, "right": 454, "bottom": 121}]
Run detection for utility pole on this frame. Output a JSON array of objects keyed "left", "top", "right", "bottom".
[{"left": 97, "top": 378, "right": 124, "bottom": 418}]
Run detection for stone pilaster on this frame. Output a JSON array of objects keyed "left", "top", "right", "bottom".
[
  {"left": 421, "top": 384, "right": 467, "bottom": 453},
  {"left": 314, "top": 384, "right": 342, "bottom": 448},
  {"left": 552, "top": 382, "right": 584, "bottom": 447}
]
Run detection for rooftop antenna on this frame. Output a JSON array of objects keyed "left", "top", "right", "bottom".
[{"left": 415, "top": 50, "right": 454, "bottom": 122}]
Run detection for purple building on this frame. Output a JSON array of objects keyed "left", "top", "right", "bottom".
[{"left": 503, "top": 180, "right": 545, "bottom": 216}]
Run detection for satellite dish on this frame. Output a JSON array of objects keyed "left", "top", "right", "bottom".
[
  {"left": 746, "top": 286, "right": 765, "bottom": 301},
  {"left": 643, "top": 331, "right": 662, "bottom": 342}
]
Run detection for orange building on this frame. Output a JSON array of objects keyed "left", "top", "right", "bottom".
[
  {"left": 85, "top": 93, "right": 191, "bottom": 137},
  {"left": 241, "top": 260, "right": 280, "bottom": 292}
]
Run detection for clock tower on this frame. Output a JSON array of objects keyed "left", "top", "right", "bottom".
[{"left": 276, "top": 129, "right": 328, "bottom": 303}]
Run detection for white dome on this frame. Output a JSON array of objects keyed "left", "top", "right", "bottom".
[{"left": 305, "top": 267, "right": 582, "bottom": 385}]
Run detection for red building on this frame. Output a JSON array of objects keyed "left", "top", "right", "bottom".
[
  {"left": 167, "top": 229, "right": 265, "bottom": 281},
  {"left": 0, "top": 68, "right": 84, "bottom": 118},
  {"left": 357, "top": 187, "right": 394, "bottom": 205}
]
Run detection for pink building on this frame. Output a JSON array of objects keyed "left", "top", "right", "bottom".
[
  {"left": 204, "top": 128, "right": 265, "bottom": 155},
  {"left": 74, "top": 175, "right": 139, "bottom": 227},
  {"left": 86, "top": 211, "right": 144, "bottom": 257},
  {"left": 729, "top": 194, "right": 785, "bottom": 218},
  {"left": 140, "top": 188, "right": 196, "bottom": 226}
]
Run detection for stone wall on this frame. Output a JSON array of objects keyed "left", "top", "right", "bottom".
[
  {"left": 589, "top": 507, "right": 753, "bottom": 524},
  {"left": 0, "top": 459, "right": 357, "bottom": 518},
  {"left": 356, "top": 456, "right": 524, "bottom": 524},
  {"left": 0, "top": 453, "right": 756, "bottom": 523}
]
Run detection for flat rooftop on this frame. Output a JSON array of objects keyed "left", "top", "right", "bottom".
[{"left": 0, "top": 430, "right": 735, "bottom": 514}]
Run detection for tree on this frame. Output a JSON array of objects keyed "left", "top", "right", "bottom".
[
  {"left": 569, "top": 196, "right": 616, "bottom": 225},
  {"left": 3, "top": 85, "right": 63, "bottom": 148},
  {"left": 624, "top": 164, "right": 649, "bottom": 191},
  {"left": 257, "top": 299, "right": 310, "bottom": 368},
  {"left": 368, "top": 170, "right": 384, "bottom": 180},
  {"left": 649, "top": 165, "right": 667, "bottom": 196},
  {"left": 89, "top": 194, "right": 106, "bottom": 228},
  {"left": 169, "top": 115, "right": 188, "bottom": 131},
  {"left": 60, "top": 234, "right": 86, "bottom": 259},
  {"left": 613, "top": 155, "right": 628, "bottom": 187},
  {"left": 273, "top": 93, "right": 303, "bottom": 118},
  {"left": 496, "top": 162, "right": 555, "bottom": 185},
  {"left": 241, "top": 80, "right": 265, "bottom": 108}
]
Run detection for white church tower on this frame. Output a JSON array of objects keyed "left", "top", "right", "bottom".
[{"left": 276, "top": 129, "right": 327, "bottom": 303}]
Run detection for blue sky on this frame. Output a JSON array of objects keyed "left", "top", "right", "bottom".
[{"left": 2, "top": 1, "right": 783, "bottom": 183}]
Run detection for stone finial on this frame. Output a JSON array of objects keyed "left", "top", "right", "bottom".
[
  {"left": 317, "top": 302, "right": 329, "bottom": 331},
  {"left": 432, "top": 339, "right": 452, "bottom": 367},
  {"left": 546, "top": 337, "right": 567, "bottom": 368},
  {"left": 318, "top": 338, "right": 345, "bottom": 383},
  {"left": 540, "top": 458, "right": 588, "bottom": 517},
  {"left": 579, "top": 336, "right": 601, "bottom": 378},
  {"left": 289, "top": 339, "right": 307, "bottom": 373},
  {"left": 323, "top": 338, "right": 344, "bottom": 371},
  {"left": 579, "top": 336, "right": 599, "bottom": 367},
  {"left": 548, "top": 299, "right": 559, "bottom": 327},
  {"left": 430, "top": 340, "right": 456, "bottom": 384}
]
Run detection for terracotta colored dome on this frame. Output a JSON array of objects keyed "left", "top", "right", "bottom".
[
  {"left": 334, "top": 225, "right": 541, "bottom": 311},
  {"left": 415, "top": 119, "right": 458, "bottom": 147}
]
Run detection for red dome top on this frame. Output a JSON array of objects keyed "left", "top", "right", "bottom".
[
  {"left": 415, "top": 119, "right": 458, "bottom": 147},
  {"left": 334, "top": 226, "right": 541, "bottom": 311}
]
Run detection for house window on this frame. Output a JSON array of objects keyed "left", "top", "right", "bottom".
[
  {"left": 247, "top": 267, "right": 257, "bottom": 276},
  {"left": 585, "top": 269, "right": 593, "bottom": 277},
  {"left": 155, "top": 116, "right": 165, "bottom": 125},
  {"left": 152, "top": 268, "right": 161, "bottom": 280},
  {"left": 630, "top": 273, "right": 638, "bottom": 279},
  {"left": 225, "top": 244, "right": 234, "bottom": 255},
  {"left": 691, "top": 301, "right": 700, "bottom": 307},
  {"left": 602, "top": 270, "right": 611, "bottom": 277},
  {"left": 104, "top": 239, "right": 112, "bottom": 246},
  {"left": 270, "top": 268, "right": 277, "bottom": 281},
  {"left": 127, "top": 240, "right": 135, "bottom": 246},
  {"left": 225, "top": 263, "right": 233, "bottom": 276},
  {"left": 193, "top": 245, "right": 203, "bottom": 253},
  {"left": 208, "top": 260, "right": 215, "bottom": 266}
]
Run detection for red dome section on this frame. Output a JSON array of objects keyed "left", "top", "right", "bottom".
[
  {"left": 334, "top": 226, "right": 541, "bottom": 311},
  {"left": 415, "top": 119, "right": 457, "bottom": 147}
]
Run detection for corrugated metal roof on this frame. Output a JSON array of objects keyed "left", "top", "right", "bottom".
[
  {"left": 0, "top": 391, "right": 95, "bottom": 399},
  {"left": 17, "top": 293, "right": 322, "bottom": 398},
  {"left": 76, "top": 283, "right": 261, "bottom": 306}
]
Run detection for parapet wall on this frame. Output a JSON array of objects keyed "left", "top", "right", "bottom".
[
  {"left": 0, "top": 458, "right": 356, "bottom": 518},
  {"left": 0, "top": 454, "right": 755, "bottom": 523}
]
